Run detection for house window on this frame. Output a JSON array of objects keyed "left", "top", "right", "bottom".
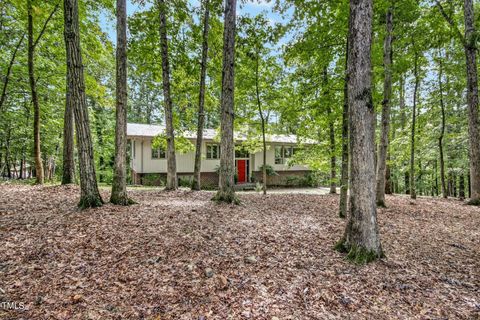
[
  {"left": 275, "top": 146, "right": 294, "bottom": 164},
  {"left": 152, "top": 146, "right": 166, "bottom": 159},
  {"left": 235, "top": 146, "right": 249, "bottom": 158},
  {"left": 206, "top": 144, "right": 220, "bottom": 159}
]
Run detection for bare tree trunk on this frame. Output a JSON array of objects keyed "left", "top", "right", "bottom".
[
  {"left": 459, "top": 173, "right": 465, "bottom": 200},
  {"left": 111, "top": 0, "right": 132, "bottom": 205},
  {"left": 376, "top": 5, "right": 393, "bottom": 207},
  {"left": 28, "top": 0, "right": 43, "bottom": 185},
  {"left": 64, "top": 0, "right": 103, "bottom": 208},
  {"left": 192, "top": 0, "right": 210, "bottom": 191},
  {"left": 323, "top": 67, "right": 337, "bottom": 194},
  {"left": 410, "top": 51, "right": 419, "bottom": 200},
  {"left": 158, "top": 0, "right": 177, "bottom": 190},
  {"left": 213, "top": 0, "right": 237, "bottom": 204},
  {"left": 255, "top": 47, "right": 268, "bottom": 195},
  {"left": 0, "top": 33, "right": 24, "bottom": 112},
  {"left": 464, "top": 0, "right": 480, "bottom": 204},
  {"left": 438, "top": 57, "right": 447, "bottom": 198},
  {"left": 336, "top": 0, "right": 383, "bottom": 263},
  {"left": 5, "top": 127, "right": 11, "bottom": 179},
  {"left": 339, "top": 39, "right": 349, "bottom": 218},
  {"left": 62, "top": 83, "right": 75, "bottom": 184}
]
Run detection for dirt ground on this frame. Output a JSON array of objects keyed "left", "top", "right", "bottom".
[{"left": 0, "top": 184, "right": 479, "bottom": 319}]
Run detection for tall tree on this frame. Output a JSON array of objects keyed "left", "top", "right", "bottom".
[
  {"left": 111, "top": 0, "right": 132, "bottom": 205},
  {"left": 463, "top": 0, "right": 480, "bottom": 204},
  {"left": 213, "top": 0, "right": 237, "bottom": 203},
  {"left": 64, "top": 0, "right": 103, "bottom": 208},
  {"left": 192, "top": 0, "right": 210, "bottom": 191},
  {"left": 376, "top": 4, "right": 393, "bottom": 207},
  {"left": 336, "top": 0, "right": 383, "bottom": 263},
  {"left": 410, "top": 51, "right": 419, "bottom": 200},
  {"left": 158, "top": 0, "right": 177, "bottom": 190},
  {"left": 323, "top": 67, "right": 336, "bottom": 194},
  {"left": 436, "top": 0, "right": 480, "bottom": 204},
  {"left": 27, "top": 1, "right": 59, "bottom": 185},
  {"left": 438, "top": 56, "right": 447, "bottom": 198}
]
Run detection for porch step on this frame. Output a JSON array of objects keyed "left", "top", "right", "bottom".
[{"left": 234, "top": 183, "right": 256, "bottom": 191}]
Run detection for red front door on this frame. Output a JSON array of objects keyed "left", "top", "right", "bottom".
[{"left": 237, "top": 160, "right": 246, "bottom": 183}]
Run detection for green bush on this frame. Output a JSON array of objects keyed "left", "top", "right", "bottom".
[
  {"left": 142, "top": 173, "right": 165, "bottom": 186},
  {"left": 178, "top": 176, "right": 193, "bottom": 187},
  {"left": 258, "top": 164, "right": 278, "bottom": 176}
]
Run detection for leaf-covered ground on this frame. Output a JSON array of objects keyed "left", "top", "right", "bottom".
[{"left": 0, "top": 185, "right": 479, "bottom": 319}]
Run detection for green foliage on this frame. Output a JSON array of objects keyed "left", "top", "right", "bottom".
[
  {"left": 259, "top": 164, "right": 278, "bottom": 176},
  {"left": 152, "top": 134, "right": 194, "bottom": 154}
]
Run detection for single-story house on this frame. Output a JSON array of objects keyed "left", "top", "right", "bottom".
[{"left": 127, "top": 123, "right": 312, "bottom": 188}]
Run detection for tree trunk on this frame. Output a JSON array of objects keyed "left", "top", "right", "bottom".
[
  {"left": 192, "top": 0, "right": 210, "bottom": 191},
  {"left": 158, "top": 0, "right": 177, "bottom": 190},
  {"left": 64, "top": 0, "right": 103, "bottom": 208},
  {"left": 376, "top": 5, "right": 393, "bottom": 207},
  {"left": 464, "top": 0, "right": 480, "bottom": 204},
  {"left": 459, "top": 173, "right": 465, "bottom": 200},
  {"left": 111, "top": 0, "right": 132, "bottom": 205},
  {"left": 339, "top": 39, "right": 349, "bottom": 218},
  {"left": 336, "top": 0, "right": 383, "bottom": 263},
  {"left": 5, "top": 127, "right": 11, "bottom": 179},
  {"left": 255, "top": 46, "right": 267, "bottom": 195},
  {"left": 438, "top": 58, "right": 447, "bottom": 198},
  {"left": 213, "top": 0, "right": 237, "bottom": 204},
  {"left": 323, "top": 67, "right": 336, "bottom": 194},
  {"left": 28, "top": 0, "right": 44, "bottom": 185},
  {"left": 0, "top": 33, "right": 24, "bottom": 112},
  {"left": 92, "top": 100, "right": 106, "bottom": 182},
  {"left": 62, "top": 80, "right": 75, "bottom": 184},
  {"left": 410, "top": 51, "right": 419, "bottom": 200}
]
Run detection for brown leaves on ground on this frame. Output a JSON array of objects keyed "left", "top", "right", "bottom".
[{"left": 0, "top": 185, "right": 479, "bottom": 319}]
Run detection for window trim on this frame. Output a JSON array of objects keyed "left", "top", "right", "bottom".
[
  {"left": 206, "top": 143, "right": 220, "bottom": 160},
  {"left": 275, "top": 145, "right": 295, "bottom": 165},
  {"left": 151, "top": 146, "right": 166, "bottom": 159}
]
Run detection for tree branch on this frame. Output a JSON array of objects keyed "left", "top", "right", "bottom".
[
  {"left": 33, "top": 3, "right": 60, "bottom": 49},
  {"left": 0, "top": 32, "right": 26, "bottom": 112},
  {"left": 435, "top": 0, "right": 466, "bottom": 46}
]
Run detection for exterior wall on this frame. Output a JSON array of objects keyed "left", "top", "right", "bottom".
[
  {"left": 252, "top": 145, "right": 309, "bottom": 172},
  {"left": 129, "top": 138, "right": 310, "bottom": 185},
  {"left": 130, "top": 138, "right": 220, "bottom": 174}
]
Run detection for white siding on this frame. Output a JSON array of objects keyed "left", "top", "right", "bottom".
[
  {"left": 252, "top": 144, "right": 309, "bottom": 171},
  {"left": 130, "top": 138, "right": 308, "bottom": 173}
]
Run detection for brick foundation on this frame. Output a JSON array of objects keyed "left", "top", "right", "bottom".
[
  {"left": 252, "top": 170, "right": 312, "bottom": 187},
  {"left": 133, "top": 170, "right": 312, "bottom": 188}
]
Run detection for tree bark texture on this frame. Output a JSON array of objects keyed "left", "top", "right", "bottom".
[
  {"left": 376, "top": 5, "right": 393, "bottom": 207},
  {"left": 192, "top": 0, "right": 210, "bottom": 191},
  {"left": 337, "top": 0, "right": 383, "bottom": 263},
  {"left": 339, "top": 39, "right": 349, "bottom": 218},
  {"left": 158, "top": 0, "right": 177, "bottom": 190},
  {"left": 464, "top": 0, "right": 480, "bottom": 204},
  {"left": 64, "top": 0, "right": 103, "bottom": 208},
  {"left": 214, "top": 0, "right": 237, "bottom": 203}
]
